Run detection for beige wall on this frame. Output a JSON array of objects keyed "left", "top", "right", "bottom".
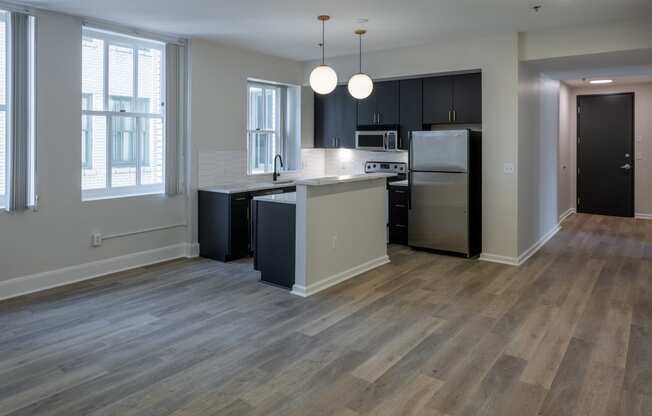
[
  {"left": 304, "top": 33, "right": 521, "bottom": 260},
  {"left": 566, "top": 83, "right": 652, "bottom": 217},
  {"left": 520, "top": 17, "right": 652, "bottom": 61},
  {"left": 517, "top": 63, "right": 560, "bottom": 256},
  {"left": 558, "top": 83, "right": 573, "bottom": 218},
  {"left": 0, "top": 11, "right": 187, "bottom": 289}
]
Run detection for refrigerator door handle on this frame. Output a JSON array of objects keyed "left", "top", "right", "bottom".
[{"left": 408, "top": 135, "right": 413, "bottom": 210}]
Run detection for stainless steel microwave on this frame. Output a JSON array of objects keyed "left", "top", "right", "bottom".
[{"left": 355, "top": 130, "right": 400, "bottom": 152}]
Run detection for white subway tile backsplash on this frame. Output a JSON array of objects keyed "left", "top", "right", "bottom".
[
  {"left": 197, "top": 148, "right": 408, "bottom": 188},
  {"left": 198, "top": 149, "right": 326, "bottom": 188}
]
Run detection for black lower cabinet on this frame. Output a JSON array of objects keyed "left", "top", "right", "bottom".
[
  {"left": 198, "top": 187, "right": 294, "bottom": 262},
  {"left": 388, "top": 186, "right": 409, "bottom": 245},
  {"left": 198, "top": 191, "right": 250, "bottom": 262},
  {"left": 253, "top": 201, "right": 295, "bottom": 289}
]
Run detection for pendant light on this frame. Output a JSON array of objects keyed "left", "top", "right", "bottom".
[
  {"left": 347, "top": 29, "right": 373, "bottom": 100},
  {"left": 309, "top": 15, "right": 338, "bottom": 95}
]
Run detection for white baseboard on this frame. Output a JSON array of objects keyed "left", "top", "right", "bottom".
[
  {"left": 0, "top": 243, "right": 195, "bottom": 301},
  {"left": 187, "top": 242, "right": 200, "bottom": 258},
  {"left": 480, "top": 223, "right": 561, "bottom": 268},
  {"left": 636, "top": 213, "right": 652, "bottom": 220},
  {"left": 478, "top": 253, "right": 520, "bottom": 266},
  {"left": 291, "top": 255, "right": 390, "bottom": 298},
  {"left": 559, "top": 208, "right": 576, "bottom": 223},
  {"left": 516, "top": 224, "right": 561, "bottom": 266}
]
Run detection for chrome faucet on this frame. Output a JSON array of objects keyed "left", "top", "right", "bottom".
[{"left": 273, "top": 154, "right": 284, "bottom": 182}]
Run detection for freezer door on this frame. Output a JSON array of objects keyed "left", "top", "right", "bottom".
[
  {"left": 411, "top": 130, "right": 468, "bottom": 172},
  {"left": 408, "top": 171, "right": 469, "bottom": 254}
]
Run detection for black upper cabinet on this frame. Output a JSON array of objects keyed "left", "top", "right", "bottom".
[
  {"left": 423, "top": 76, "right": 453, "bottom": 124},
  {"left": 398, "top": 79, "right": 422, "bottom": 150},
  {"left": 452, "top": 73, "right": 482, "bottom": 124},
  {"left": 423, "top": 73, "right": 482, "bottom": 125},
  {"left": 357, "top": 80, "right": 399, "bottom": 126},
  {"left": 314, "top": 85, "right": 357, "bottom": 148}
]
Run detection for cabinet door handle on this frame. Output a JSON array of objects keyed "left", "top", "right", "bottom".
[
  {"left": 378, "top": 112, "right": 382, "bottom": 124},
  {"left": 448, "top": 110, "right": 452, "bottom": 122},
  {"left": 395, "top": 224, "right": 407, "bottom": 228},
  {"left": 393, "top": 190, "right": 407, "bottom": 194},
  {"left": 453, "top": 110, "right": 456, "bottom": 122},
  {"left": 234, "top": 197, "right": 247, "bottom": 201}
]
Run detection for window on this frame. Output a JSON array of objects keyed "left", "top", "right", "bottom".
[
  {"left": 0, "top": 11, "right": 7, "bottom": 208},
  {"left": 81, "top": 28, "right": 164, "bottom": 199},
  {"left": 246, "top": 81, "right": 301, "bottom": 175}
]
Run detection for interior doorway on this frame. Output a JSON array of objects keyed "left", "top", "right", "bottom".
[{"left": 576, "top": 93, "right": 634, "bottom": 217}]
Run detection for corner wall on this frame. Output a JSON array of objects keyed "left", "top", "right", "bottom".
[
  {"left": 517, "top": 63, "right": 560, "bottom": 259},
  {"left": 558, "top": 83, "right": 573, "bottom": 220},
  {"left": 187, "top": 39, "right": 308, "bottom": 245}
]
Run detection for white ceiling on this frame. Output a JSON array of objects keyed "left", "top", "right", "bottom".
[
  {"left": 565, "top": 75, "right": 652, "bottom": 88},
  {"left": 21, "top": 0, "right": 652, "bottom": 61}
]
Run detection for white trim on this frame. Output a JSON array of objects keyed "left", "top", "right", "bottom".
[
  {"left": 559, "top": 208, "right": 576, "bottom": 223},
  {"left": 0, "top": 243, "right": 195, "bottom": 301},
  {"left": 291, "top": 255, "right": 390, "bottom": 297},
  {"left": 478, "top": 253, "right": 520, "bottom": 266},
  {"left": 516, "top": 224, "right": 560, "bottom": 266},
  {"left": 635, "top": 213, "right": 652, "bottom": 220},
  {"left": 480, "top": 224, "right": 561, "bottom": 267}
]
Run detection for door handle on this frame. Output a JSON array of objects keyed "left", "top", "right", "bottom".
[
  {"left": 448, "top": 110, "right": 452, "bottom": 122},
  {"left": 453, "top": 110, "right": 456, "bottom": 122},
  {"left": 620, "top": 163, "right": 632, "bottom": 170}
]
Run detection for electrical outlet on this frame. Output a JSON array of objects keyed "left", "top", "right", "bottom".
[
  {"left": 331, "top": 234, "right": 337, "bottom": 250},
  {"left": 91, "top": 233, "right": 103, "bottom": 247},
  {"left": 503, "top": 163, "right": 515, "bottom": 175}
]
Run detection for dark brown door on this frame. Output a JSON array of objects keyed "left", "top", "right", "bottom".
[{"left": 577, "top": 93, "right": 634, "bottom": 217}]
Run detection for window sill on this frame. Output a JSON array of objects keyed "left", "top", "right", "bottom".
[{"left": 82, "top": 186, "right": 165, "bottom": 202}]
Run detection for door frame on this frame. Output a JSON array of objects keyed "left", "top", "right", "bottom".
[{"left": 576, "top": 92, "right": 635, "bottom": 217}]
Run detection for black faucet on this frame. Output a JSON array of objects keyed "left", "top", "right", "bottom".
[{"left": 273, "top": 154, "right": 284, "bottom": 182}]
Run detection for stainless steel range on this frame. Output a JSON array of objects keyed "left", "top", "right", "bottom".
[
  {"left": 364, "top": 161, "right": 407, "bottom": 183},
  {"left": 365, "top": 161, "right": 408, "bottom": 243}
]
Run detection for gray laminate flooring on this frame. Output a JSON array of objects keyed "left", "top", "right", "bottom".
[{"left": 1, "top": 213, "right": 651, "bottom": 415}]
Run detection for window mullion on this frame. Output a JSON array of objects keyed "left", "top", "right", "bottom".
[{"left": 106, "top": 115, "right": 113, "bottom": 190}]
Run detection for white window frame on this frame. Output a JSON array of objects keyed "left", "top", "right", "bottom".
[
  {"left": 81, "top": 28, "right": 166, "bottom": 201},
  {"left": 246, "top": 81, "right": 283, "bottom": 175},
  {"left": 0, "top": 10, "right": 8, "bottom": 209}
]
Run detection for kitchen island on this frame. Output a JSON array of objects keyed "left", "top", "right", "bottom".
[{"left": 253, "top": 173, "right": 394, "bottom": 297}]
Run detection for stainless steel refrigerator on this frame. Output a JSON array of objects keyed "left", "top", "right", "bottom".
[{"left": 408, "top": 130, "right": 481, "bottom": 257}]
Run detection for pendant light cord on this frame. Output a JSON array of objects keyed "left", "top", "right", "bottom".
[
  {"left": 358, "top": 33, "right": 362, "bottom": 73},
  {"left": 321, "top": 19, "right": 325, "bottom": 65}
]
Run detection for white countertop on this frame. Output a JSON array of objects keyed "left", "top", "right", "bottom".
[
  {"left": 199, "top": 180, "right": 297, "bottom": 194},
  {"left": 294, "top": 173, "right": 396, "bottom": 186},
  {"left": 253, "top": 192, "right": 296, "bottom": 205},
  {"left": 199, "top": 173, "right": 397, "bottom": 194}
]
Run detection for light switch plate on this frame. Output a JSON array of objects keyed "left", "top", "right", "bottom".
[{"left": 503, "top": 163, "right": 515, "bottom": 175}]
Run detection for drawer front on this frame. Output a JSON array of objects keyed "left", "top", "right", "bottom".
[
  {"left": 389, "top": 206, "right": 408, "bottom": 228},
  {"left": 389, "top": 225, "right": 408, "bottom": 245},
  {"left": 389, "top": 187, "right": 409, "bottom": 206}
]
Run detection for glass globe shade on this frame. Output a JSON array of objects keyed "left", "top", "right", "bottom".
[
  {"left": 310, "top": 65, "right": 338, "bottom": 95},
  {"left": 347, "top": 73, "right": 373, "bottom": 99}
]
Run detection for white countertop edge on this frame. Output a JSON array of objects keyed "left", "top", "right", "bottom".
[
  {"left": 294, "top": 173, "right": 396, "bottom": 187},
  {"left": 253, "top": 192, "right": 297, "bottom": 205}
]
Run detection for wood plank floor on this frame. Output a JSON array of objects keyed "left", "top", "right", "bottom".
[{"left": 1, "top": 213, "right": 652, "bottom": 415}]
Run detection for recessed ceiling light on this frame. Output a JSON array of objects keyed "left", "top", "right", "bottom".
[{"left": 589, "top": 79, "right": 613, "bottom": 84}]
